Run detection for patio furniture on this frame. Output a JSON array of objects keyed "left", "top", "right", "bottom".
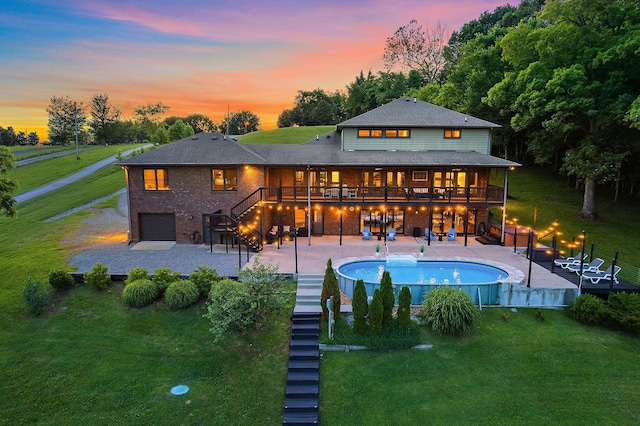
[
  {"left": 567, "top": 257, "right": 604, "bottom": 274},
  {"left": 582, "top": 265, "right": 621, "bottom": 284},
  {"left": 553, "top": 251, "right": 587, "bottom": 269},
  {"left": 324, "top": 187, "right": 340, "bottom": 199},
  {"left": 425, "top": 228, "right": 436, "bottom": 241},
  {"left": 447, "top": 228, "right": 457, "bottom": 241},
  {"left": 362, "top": 227, "right": 372, "bottom": 240},
  {"left": 342, "top": 186, "right": 357, "bottom": 199},
  {"left": 387, "top": 228, "right": 396, "bottom": 241}
]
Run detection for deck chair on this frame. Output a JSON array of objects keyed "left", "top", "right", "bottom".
[
  {"left": 362, "top": 227, "right": 372, "bottom": 240},
  {"left": 553, "top": 251, "right": 587, "bottom": 269},
  {"left": 582, "top": 265, "right": 621, "bottom": 284},
  {"left": 567, "top": 257, "right": 604, "bottom": 274},
  {"left": 425, "top": 228, "right": 436, "bottom": 241},
  {"left": 387, "top": 228, "right": 396, "bottom": 241},
  {"left": 446, "top": 228, "right": 457, "bottom": 241},
  {"left": 267, "top": 225, "right": 280, "bottom": 244}
]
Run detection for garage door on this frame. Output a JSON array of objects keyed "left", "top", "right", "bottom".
[{"left": 139, "top": 213, "right": 176, "bottom": 241}]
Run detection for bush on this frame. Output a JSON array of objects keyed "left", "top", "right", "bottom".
[
  {"left": 380, "top": 271, "right": 395, "bottom": 329},
  {"left": 352, "top": 279, "right": 368, "bottom": 334},
  {"left": 606, "top": 292, "right": 640, "bottom": 334},
  {"left": 189, "top": 265, "right": 222, "bottom": 297},
  {"left": 566, "top": 294, "right": 606, "bottom": 325},
  {"left": 151, "top": 267, "right": 181, "bottom": 295},
  {"left": 125, "top": 267, "right": 148, "bottom": 286},
  {"left": 165, "top": 280, "right": 200, "bottom": 310},
  {"left": 48, "top": 270, "right": 75, "bottom": 292},
  {"left": 396, "top": 285, "right": 412, "bottom": 331},
  {"left": 419, "top": 286, "right": 479, "bottom": 335},
  {"left": 84, "top": 263, "right": 111, "bottom": 290},
  {"left": 369, "top": 289, "right": 383, "bottom": 336},
  {"left": 320, "top": 258, "right": 340, "bottom": 321},
  {"left": 204, "top": 278, "right": 253, "bottom": 342},
  {"left": 238, "top": 254, "right": 288, "bottom": 327},
  {"left": 23, "top": 278, "right": 51, "bottom": 316},
  {"left": 122, "top": 279, "right": 159, "bottom": 308}
]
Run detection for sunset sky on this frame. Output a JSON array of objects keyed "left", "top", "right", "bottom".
[{"left": 1, "top": 0, "right": 511, "bottom": 140}]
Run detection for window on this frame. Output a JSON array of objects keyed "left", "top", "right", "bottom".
[
  {"left": 359, "top": 128, "right": 410, "bottom": 138},
  {"left": 412, "top": 171, "right": 428, "bottom": 181},
  {"left": 144, "top": 169, "right": 169, "bottom": 191},
  {"left": 444, "top": 129, "right": 461, "bottom": 139},
  {"left": 385, "top": 129, "right": 410, "bottom": 138},
  {"left": 357, "top": 129, "right": 384, "bottom": 138},
  {"left": 212, "top": 169, "right": 237, "bottom": 191}
]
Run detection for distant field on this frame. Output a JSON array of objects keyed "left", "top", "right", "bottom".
[{"left": 238, "top": 125, "right": 334, "bottom": 144}]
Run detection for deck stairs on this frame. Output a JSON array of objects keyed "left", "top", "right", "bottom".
[
  {"left": 293, "top": 274, "right": 324, "bottom": 314},
  {"left": 282, "top": 312, "right": 321, "bottom": 425}
]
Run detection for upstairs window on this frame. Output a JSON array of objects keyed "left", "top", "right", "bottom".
[
  {"left": 212, "top": 169, "right": 237, "bottom": 191},
  {"left": 358, "top": 128, "right": 410, "bottom": 138},
  {"left": 444, "top": 129, "right": 461, "bottom": 139},
  {"left": 143, "top": 169, "right": 169, "bottom": 191},
  {"left": 385, "top": 129, "right": 410, "bottom": 138}
]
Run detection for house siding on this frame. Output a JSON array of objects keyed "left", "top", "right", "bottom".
[{"left": 342, "top": 128, "right": 490, "bottom": 154}]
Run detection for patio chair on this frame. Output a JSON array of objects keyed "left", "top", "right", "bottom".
[
  {"left": 387, "top": 228, "right": 396, "bottom": 241},
  {"left": 582, "top": 265, "right": 621, "bottom": 284},
  {"left": 266, "top": 225, "right": 280, "bottom": 244},
  {"left": 553, "top": 251, "right": 587, "bottom": 269},
  {"left": 567, "top": 257, "right": 604, "bottom": 274},
  {"left": 362, "top": 227, "right": 372, "bottom": 240},
  {"left": 446, "top": 228, "right": 457, "bottom": 241},
  {"left": 424, "top": 228, "right": 436, "bottom": 241}
]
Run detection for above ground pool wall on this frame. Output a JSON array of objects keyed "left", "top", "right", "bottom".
[{"left": 499, "top": 283, "right": 578, "bottom": 307}]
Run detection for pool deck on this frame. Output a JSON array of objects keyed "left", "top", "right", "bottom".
[{"left": 249, "top": 235, "right": 578, "bottom": 307}]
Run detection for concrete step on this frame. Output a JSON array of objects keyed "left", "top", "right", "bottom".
[
  {"left": 284, "top": 397, "right": 319, "bottom": 411},
  {"left": 286, "top": 371, "right": 319, "bottom": 384},
  {"left": 289, "top": 348, "right": 320, "bottom": 360},
  {"left": 285, "top": 383, "right": 319, "bottom": 398},
  {"left": 282, "top": 410, "right": 318, "bottom": 425},
  {"left": 288, "top": 358, "right": 319, "bottom": 372},
  {"left": 290, "top": 339, "right": 319, "bottom": 350}
]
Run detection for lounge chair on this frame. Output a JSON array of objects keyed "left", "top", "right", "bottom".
[
  {"left": 424, "top": 228, "right": 436, "bottom": 241},
  {"left": 387, "top": 228, "right": 396, "bottom": 241},
  {"left": 362, "top": 227, "right": 372, "bottom": 240},
  {"left": 567, "top": 257, "right": 604, "bottom": 274},
  {"left": 553, "top": 251, "right": 587, "bottom": 269},
  {"left": 267, "top": 225, "right": 280, "bottom": 244},
  {"left": 446, "top": 228, "right": 457, "bottom": 241},
  {"left": 582, "top": 265, "right": 621, "bottom": 284}
]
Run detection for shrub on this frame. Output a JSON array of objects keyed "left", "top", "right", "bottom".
[
  {"left": 606, "top": 292, "right": 640, "bottom": 334},
  {"left": 151, "top": 267, "right": 181, "bottom": 295},
  {"left": 380, "top": 271, "right": 395, "bottom": 329},
  {"left": 189, "top": 265, "right": 222, "bottom": 297},
  {"left": 48, "top": 270, "right": 75, "bottom": 292},
  {"left": 84, "top": 263, "right": 111, "bottom": 290},
  {"left": 566, "top": 294, "right": 606, "bottom": 325},
  {"left": 204, "top": 278, "right": 253, "bottom": 342},
  {"left": 320, "top": 258, "right": 341, "bottom": 321},
  {"left": 122, "top": 279, "right": 159, "bottom": 308},
  {"left": 238, "top": 254, "right": 288, "bottom": 327},
  {"left": 165, "top": 280, "right": 200, "bottom": 310},
  {"left": 396, "top": 285, "right": 412, "bottom": 331},
  {"left": 420, "top": 286, "right": 479, "bottom": 335},
  {"left": 125, "top": 267, "right": 148, "bottom": 286},
  {"left": 369, "top": 289, "right": 383, "bottom": 336},
  {"left": 23, "top": 278, "right": 51, "bottom": 316},
  {"left": 352, "top": 279, "right": 368, "bottom": 334}
]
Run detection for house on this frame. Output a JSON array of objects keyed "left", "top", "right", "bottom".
[{"left": 120, "top": 97, "right": 520, "bottom": 248}]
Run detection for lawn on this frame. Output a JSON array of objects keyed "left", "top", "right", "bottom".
[
  {"left": 238, "top": 126, "right": 334, "bottom": 144},
  {"left": 320, "top": 308, "right": 640, "bottom": 425}
]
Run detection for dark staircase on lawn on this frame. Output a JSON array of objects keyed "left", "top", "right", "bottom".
[{"left": 282, "top": 312, "right": 320, "bottom": 425}]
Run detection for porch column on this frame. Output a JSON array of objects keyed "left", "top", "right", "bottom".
[{"left": 307, "top": 165, "right": 312, "bottom": 246}]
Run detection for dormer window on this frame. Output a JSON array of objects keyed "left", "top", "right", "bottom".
[{"left": 444, "top": 129, "right": 461, "bottom": 139}]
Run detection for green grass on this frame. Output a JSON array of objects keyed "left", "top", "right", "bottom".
[
  {"left": 321, "top": 308, "right": 640, "bottom": 425},
  {"left": 238, "top": 126, "right": 334, "bottom": 144},
  {"left": 9, "top": 144, "right": 143, "bottom": 193},
  {"left": 497, "top": 166, "right": 640, "bottom": 284}
]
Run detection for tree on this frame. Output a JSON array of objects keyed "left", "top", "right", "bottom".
[
  {"left": 151, "top": 126, "right": 169, "bottom": 145},
  {"left": 27, "top": 132, "right": 39, "bottom": 146},
  {"left": 0, "top": 146, "right": 17, "bottom": 217},
  {"left": 167, "top": 119, "right": 194, "bottom": 141},
  {"left": 486, "top": 0, "right": 640, "bottom": 217},
  {"left": 238, "top": 254, "right": 287, "bottom": 328},
  {"left": 343, "top": 71, "right": 420, "bottom": 119},
  {"left": 320, "top": 258, "right": 340, "bottom": 321},
  {"left": 221, "top": 110, "right": 260, "bottom": 135},
  {"left": 383, "top": 20, "right": 448, "bottom": 84},
  {"left": 133, "top": 102, "right": 170, "bottom": 140},
  {"left": 380, "top": 270, "right": 394, "bottom": 329},
  {"left": 277, "top": 89, "right": 344, "bottom": 127},
  {"left": 46, "top": 96, "right": 86, "bottom": 146},
  {"left": 369, "top": 289, "right": 383, "bottom": 336},
  {"left": 352, "top": 279, "right": 368, "bottom": 334},
  {"left": 183, "top": 113, "right": 217, "bottom": 133},
  {"left": 0, "top": 126, "right": 17, "bottom": 146},
  {"left": 397, "top": 286, "right": 412, "bottom": 331},
  {"left": 89, "top": 93, "right": 121, "bottom": 145}
]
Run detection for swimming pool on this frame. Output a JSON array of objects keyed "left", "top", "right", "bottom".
[{"left": 334, "top": 256, "right": 523, "bottom": 306}]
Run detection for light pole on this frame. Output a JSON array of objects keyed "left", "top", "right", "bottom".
[{"left": 74, "top": 106, "right": 80, "bottom": 160}]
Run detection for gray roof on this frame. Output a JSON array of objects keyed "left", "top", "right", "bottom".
[
  {"left": 336, "top": 96, "right": 501, "bottom": 130},
  {"left": 120, "top": 131, "right": 519, "bottom": 168}
]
